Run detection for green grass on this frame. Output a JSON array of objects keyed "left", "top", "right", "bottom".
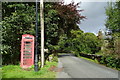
[
  {"left": 79, "top": 56, "right": 99, "bottom": 63},
  {"left": 79, "top": 56, "right": 120, "bottom": 71},
  {"left": 2, "top": 61, "right": 57, "bottom": 78},
  {"left": 0, "top": 68, "right": 2, "bottom": 79},
  {"left": 58, "top": 53, "right": 68, "bottom": 55}
]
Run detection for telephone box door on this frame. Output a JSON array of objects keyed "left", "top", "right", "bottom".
[{"left": 20, "top": 34, "right": 34, "bottom": 68}]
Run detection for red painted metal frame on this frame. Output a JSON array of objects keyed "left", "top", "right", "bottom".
[{"left": 20, "top": 34, "right": 34, "bottom": 68}]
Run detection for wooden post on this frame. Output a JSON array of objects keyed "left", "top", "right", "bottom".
[{"left": 40, "top": 0, "right": 44, "bottom": 68}]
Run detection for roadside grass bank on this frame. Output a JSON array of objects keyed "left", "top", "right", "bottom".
[
  {"left": 78, "top": 55, "right": 120, "bottom": 71},
  {"left": 2, "top": 61, "right": 57, "bottom": 78},
  {"left": 0, "top": 68, "right": 2, "bottom": 79},
  {"left": 79, "top": 56, "right": 99, "bottom": 64}
]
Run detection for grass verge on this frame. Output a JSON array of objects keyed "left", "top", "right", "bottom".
[
  {"left": 0, "top": 68, "right": 2, "bottom": 79},
  {"left": 79, "top": 56, "right": 120, "bottom": 71},
  {"left": 79, "top": 56, "right": 99, "bottom": 63},
  {"left": 2, "top": 61, "right": 57, "bottom": 78}
]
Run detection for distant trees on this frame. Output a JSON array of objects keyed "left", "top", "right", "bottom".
[
  {"left": 84, "top": 32, "right": 102, "bottom": 54},
  {"left": 58, "top": 30, "right": 102, "bottom": 56},
  {"left": 97, "top": 30, "right": 103, "bottom": 40}
]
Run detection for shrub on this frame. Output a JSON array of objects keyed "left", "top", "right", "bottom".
[{"left": 100, "top": 56, "right": 120, "bottom": 69}]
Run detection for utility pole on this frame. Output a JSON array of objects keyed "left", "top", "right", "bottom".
[
  {"left": 34, "top": 0, "right": 38, "bottom": 71},
  {"left": 40, "top": 0, "right": 44, "bottom": 68}
]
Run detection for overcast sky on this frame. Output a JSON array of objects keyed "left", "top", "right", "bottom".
[
  {"left": 80, "top": 2, "right": 107, "bottom": 34},
  {"left": 64, "top": 0, "right": 108, "bottom": 35}
]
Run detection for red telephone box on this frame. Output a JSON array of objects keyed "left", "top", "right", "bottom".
[{"left": 20, "top": 34, "right": 34, "bottom": 68}]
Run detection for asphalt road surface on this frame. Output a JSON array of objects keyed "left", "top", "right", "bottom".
[{"left": 56, "top": 54, "right": 119, "bottom": 79}]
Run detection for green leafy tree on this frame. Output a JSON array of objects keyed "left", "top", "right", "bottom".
[
  {"left": 84, "top": 33, "right": 102, "bottom": 54},
  {"left": 2, "top": 3, "right": 35, "bottom": 64},
  {"left": 44, "top": 2, "right": 85, "bottom": 53},
  {"left": 63, "top": 30, "right": 102, "bottom": 56},
  {"left": 105, "top": 2, "right": 120, "bottom": 32},
  {"left": 54, "top": 2, "right": 85, "bottom": 37},
  {"left": 105, "top": 1, "right": 120, "bottom": 58},
  {"left": 100, "top": 1, "right": 120, "bottom": 69}
]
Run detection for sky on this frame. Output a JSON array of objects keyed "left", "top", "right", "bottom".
[
  {"left": 79, "top": 2, "right": 107, "bottom": 35},
  {"left": 64, "top": 0, "right": 109, "bottom": 35}
]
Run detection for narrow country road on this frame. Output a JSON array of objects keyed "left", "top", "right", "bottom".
[{"left": 56, "top": 54, "right": 119, "bottom": 79}]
